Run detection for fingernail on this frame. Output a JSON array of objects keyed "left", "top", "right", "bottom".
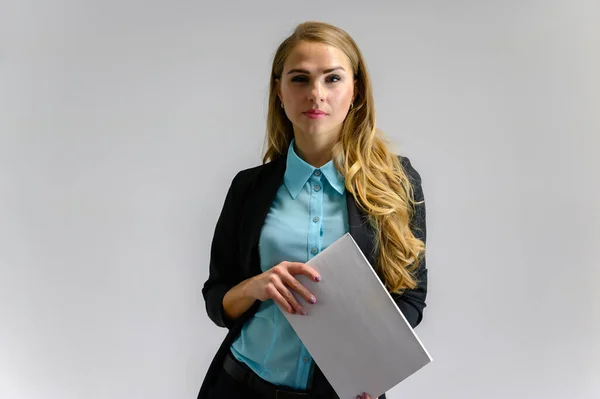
[
  {"left": 315, "top": 275, "right": 321, "bottom": 282},
  {"left": 309, "top": 297, "right": 316, "bottom": 304},
  {"left": 300, "top": 308, "right": 307, "bottom": 315},
  {"left": 362, "top": 394, "right": 367, "bottom": 399},
  {"left": 356, "top": 396, "right": 361, "bottom": 399}
]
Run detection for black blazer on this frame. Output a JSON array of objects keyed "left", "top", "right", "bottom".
[{"left": 198, "top": 152, "right": 427, "bottom": 399}]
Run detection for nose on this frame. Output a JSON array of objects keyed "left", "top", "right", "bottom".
[{"left": 308, "top": 81, "right": 324, "bottom": 102}]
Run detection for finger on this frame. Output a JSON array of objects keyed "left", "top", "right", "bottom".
[
  {"left": 265, "top": 284, "right": 295, "bottom": 314},
  {"left": 274, "top": 263, "right": 317, "bottom": 305},
  {"left": 285, "top": 262, "right": 321, "bottom": 282},
  {"left": 273, "top": 278, "right": 306, "bottom": 315},
  {"left": 281, "top": 272, "right": 317, "bottom": 305}
]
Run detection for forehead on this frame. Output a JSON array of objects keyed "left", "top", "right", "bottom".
[{"left": 283, "top": 41, "right": 351, "bottom": 72}]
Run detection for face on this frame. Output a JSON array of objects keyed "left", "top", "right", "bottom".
[{"left": 276, "top": 41, "right": 356, "bottom": 142}]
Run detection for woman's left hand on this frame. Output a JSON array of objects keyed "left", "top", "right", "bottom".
[{"left": 356, "top": 393, "right": 377, "bottom": 399}]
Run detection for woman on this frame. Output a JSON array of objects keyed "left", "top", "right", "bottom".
[{"left": 198, "top": 21, "right": 427, "bottom": 399}]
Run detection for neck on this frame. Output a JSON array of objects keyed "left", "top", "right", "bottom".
[{"left": 293, "top": 133, "right": 338, "bottom": 168}]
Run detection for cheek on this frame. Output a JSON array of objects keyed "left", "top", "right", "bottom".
[
  {"left": 284, "top": 86, "right": 304, "bottom": 103},
  {"left": 331, "top": 87, "right": 353, "bottom": 108}
]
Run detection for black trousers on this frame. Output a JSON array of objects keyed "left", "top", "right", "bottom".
[
  {"left": 206, "top": 356, "right": 322, "bottom": 399},
  {"left": 206, "top": 367, "right": 265, "bottom": 399},
  {"left": 206, "top": 352, "right": 351, "bottom": 399}
]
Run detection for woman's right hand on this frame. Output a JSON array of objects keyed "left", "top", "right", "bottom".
[{"left": 246, "top": 261, "right": 321, "bottom": 315}]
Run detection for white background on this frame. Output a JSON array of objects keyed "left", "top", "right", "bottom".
[{"left": 1, "top": 1, "right": 599, "bottom": 398}]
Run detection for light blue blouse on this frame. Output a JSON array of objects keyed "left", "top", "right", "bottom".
[{"left": 230, "top": 139, "right": 349, "bottom": 389}]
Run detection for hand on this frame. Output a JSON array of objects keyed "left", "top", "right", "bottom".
[
  {"left": 356, "top": 394, "right": 377, "bottom": 399},
  {"left": 246, "top": 261, "right": 321, "bottom": 315}
]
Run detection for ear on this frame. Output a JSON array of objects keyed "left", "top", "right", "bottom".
[{"left": 275, "top": 78, "right": 282, "bottom": 103}]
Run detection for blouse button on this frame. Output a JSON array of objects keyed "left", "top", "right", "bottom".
[
  {"left": 311, "top": 247, "right": 318, "bottom": 255},
  {"left": 314, "top": 185, "right": 321, "bottom": 192}
]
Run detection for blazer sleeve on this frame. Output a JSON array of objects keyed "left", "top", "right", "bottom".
[
  {"left": 202, "top": 172, "right": 245, "bottom": 329},
  {"left": 391, "top": 156, "right": 428, "bottom": 328}
]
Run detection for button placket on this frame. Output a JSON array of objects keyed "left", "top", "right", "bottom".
[{"left": 308, "top": 172, "right": 323, "bottom": 260}]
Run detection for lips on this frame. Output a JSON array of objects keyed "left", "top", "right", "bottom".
[
  {"left": 304, "top": 110, "right": 327, "bottom": 115},
  {"left": 303, "top": 110, "right": 327, "bottom": 120}
]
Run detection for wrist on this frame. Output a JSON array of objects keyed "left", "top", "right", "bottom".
[{"left": 241, "top": 277, "right": 257, "bottom": 301}]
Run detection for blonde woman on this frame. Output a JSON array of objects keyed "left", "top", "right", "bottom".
[{"left": 199, "top": 21, "right": 427, "bottom": 399}]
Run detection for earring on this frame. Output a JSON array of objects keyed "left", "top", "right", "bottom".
[
  {"left": 349, "top": 103, "right": 354, "bottom": 110},
  {"left": 281, "top": 103, "right": 284, "bottom": 109}
]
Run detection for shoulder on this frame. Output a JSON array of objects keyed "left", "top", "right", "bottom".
[
  {"left": 228, "top": 156, "right": 285, "bottom": 194},
  {"left": 231, "top": 163, "right": 266, "bottom": 185},
  {"left": 397, "top": 155, "right": 422, "bottom": 185}
]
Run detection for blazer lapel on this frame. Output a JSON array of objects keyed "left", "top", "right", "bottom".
[{"left": 239, "top": 156, "right": 287, "bottom": 277}]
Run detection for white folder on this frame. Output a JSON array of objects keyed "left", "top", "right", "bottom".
[{"left": 276, "top": 233, "right": 432, "bottom": 399}]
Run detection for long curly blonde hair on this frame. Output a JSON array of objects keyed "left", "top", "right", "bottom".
[{"left": 262, "top": 21, "right": 425, "bottom": 293}]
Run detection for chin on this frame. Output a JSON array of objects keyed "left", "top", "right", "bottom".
[
  {"left": 302, "top": 123, "right": 330, "bottom": 134},
  {"left": 293, "top": 120, "right": 340, "bottom": 138},
  {"left": 304, "top": 128, "right": 329, "bottom": 137}
]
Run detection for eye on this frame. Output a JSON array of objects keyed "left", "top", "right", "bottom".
[
  {"left": 290, "top": 75, "right": 342, "bottom": 83},
  {"left": 291, "top": 75, "right": 308, "bottom": 83}
]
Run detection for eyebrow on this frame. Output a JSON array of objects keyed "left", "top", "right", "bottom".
[{"left": 286, "top": 66, "right": 346, "bottom": 75}]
